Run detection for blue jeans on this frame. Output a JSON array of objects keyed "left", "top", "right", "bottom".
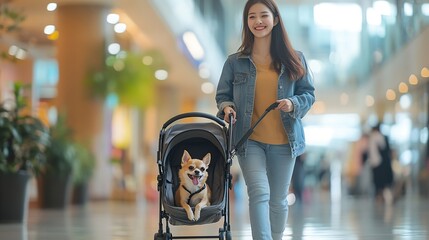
[{"left": 238, "top": 140, "right": 296, "bottom": 240}]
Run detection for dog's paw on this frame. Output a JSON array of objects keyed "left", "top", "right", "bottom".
[
  {"left": 194, "top": 211, "right": 201, "bottom": 221},
  {"left": 185, "top": 211, "right": 195, "bottom": 221}
]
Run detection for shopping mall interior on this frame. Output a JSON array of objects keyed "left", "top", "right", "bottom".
[{"left": 0, "top": 0, "right": 429, "bottom": 239}]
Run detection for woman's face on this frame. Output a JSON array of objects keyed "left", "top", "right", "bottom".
[{"left": 247, "top": 3, "right": 277, "bottom": 39}]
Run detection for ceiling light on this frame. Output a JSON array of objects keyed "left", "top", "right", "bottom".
[
  {"left": 47, "top": 3, "right": 57, "bottom": 11},
  {"left": 365, "top": 95, "right": 374, "bottom": 107},
  {"left": 107, "top": 13, "right": 119, "bottom": 24},
  {"left": 155, "top": 69, "right": 168, "bottom": 80},
  {"left": 398, "top": 82, "right": 408, "bottom": 93},
  {"left": 182, "top": 31, "right": 204, "bottom": 61},
  {"left": 15, "top": 49, "right": 27, "bottom": 60},
  {"left": 408, "top": 74, "right": 418, "bottom": 85},
  {"left": 386, "top": 89, "right": 396, "bottom": 101},
  {"left": 399, "top": 94, "right": 411, "bottom": 109},
  {"left": 201, "top": 82, "right": 214, "bottom": 94},
  {"left": 8, "top": 45, "right": 19, "bottom": 56},
  {"left": 114, "top": 23, "right": 127, "bottom": 33},
  {"left": 142, "top": 56, "right": 153, "bottom": 65},
  {"left": 113, "top": 60, "right": 125, "bottom": 71},
  {"left": 44, "top": 25, "right": 55, "bottom": 35},
  {"left": 421, "top": 67, "right": 429, "bottom": 78},
  {"left": 198, "top": 62, "right": 210, "bottom": 79},
  {"left": 108, "top": 43, "right": 121, "bottom": 55}
]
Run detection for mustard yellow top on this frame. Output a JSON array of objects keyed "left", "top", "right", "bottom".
[{"left": 249, "top": 62, "right": 289, "bottom": 144}]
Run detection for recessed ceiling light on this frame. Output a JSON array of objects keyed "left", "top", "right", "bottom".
[
  {"left": 44, "top": 25, "right": 55, "bottom": 35},
  {"left": 47, "top": 3, "right": 57, "bottom": 11},
  {"left": 107, "top": 13, "right": 119, "bottom": 24}
]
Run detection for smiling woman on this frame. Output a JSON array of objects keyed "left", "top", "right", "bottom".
[{"left": 215, "top": 0, "right": 315, "bottom": 239}]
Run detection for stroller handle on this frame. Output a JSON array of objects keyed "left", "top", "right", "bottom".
[{"left": 161, "top": 112, "right": 226, "bottom": 129}]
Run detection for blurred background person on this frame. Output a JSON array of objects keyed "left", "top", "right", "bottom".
[
  {"left": 366, "top": 124, "right": 394, "bottom": 204},
  {"left": 345, "top": 132, "right": 370, "bottom": 196}
]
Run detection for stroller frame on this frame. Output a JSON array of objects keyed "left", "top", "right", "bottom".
[
  {"left": 154, "top": 112, "right": 233, "bottom": 240},
  {"left": 154, "top": 102, "right": 279, "bottom": 240}
]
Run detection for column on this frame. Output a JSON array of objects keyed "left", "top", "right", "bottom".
[{"left": 55, "top": 3, "right": 112, "bottom": 198}]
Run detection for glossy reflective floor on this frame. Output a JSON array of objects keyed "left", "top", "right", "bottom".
[{"left": 1, "top": 190, "right": 428, "bottom": 240}]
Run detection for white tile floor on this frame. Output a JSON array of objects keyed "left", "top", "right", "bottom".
[{"left": 0, "top": 190, "right": 428, "bottom": 240}]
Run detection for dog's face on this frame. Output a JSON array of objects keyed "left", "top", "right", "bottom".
[{"left": 179, "top": 150, "right": 211, "bottom": 187}]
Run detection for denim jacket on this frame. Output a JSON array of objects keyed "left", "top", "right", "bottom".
[{"left": 215, "top": 51, "right": 315, "bottom": 158}]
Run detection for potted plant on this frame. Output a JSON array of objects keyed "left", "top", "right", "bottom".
[
  {"left": 36, "top": 115, "right": 77, "bottom": 209},
  {"left": 72, "top": 143, "right": 95, "bottom": 205},
  {"left": 0, "top": 82, "right": 50, "bottom": 223}
]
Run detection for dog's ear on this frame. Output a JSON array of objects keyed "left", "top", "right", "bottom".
[
  {"left": 202, "top": 153, "right": 211, "bottom": 166},
  {"left": 182, "top": 150, "right": 191, "bottom": 164}
]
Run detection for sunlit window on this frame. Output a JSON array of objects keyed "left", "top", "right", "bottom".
[
  {"left": 314, "top": 3, "right": 362, "bottom": 32},
  {"left": 422, "top": 4, "right": 429, "bottom": 16},
  {"left": 373, "top": 0, "right": 396, "bottom": 16},
  {"left": 34, "top": 59, "right": 59, "bottom": 86},
  {"left": 304, "top": 114, "right": 361, "bottom": 146},
  {"left": 366, "top": 8, "right": 382, "bottom": 26},
  {"left": 404, "top": 3, "right": 413, "bottom": 16},
  {"left": 33, "top": 59, "right": 59, "bottom": 99}
]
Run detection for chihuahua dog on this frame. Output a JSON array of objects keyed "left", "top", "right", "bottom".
[{"left": 175, "top": 150, "right": 211, "bottom": 221}]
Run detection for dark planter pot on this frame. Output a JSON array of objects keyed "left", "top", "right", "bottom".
[
  {"left": 72, "top": 182, "right": 89, "bottom": 205},
  {"left": 37, "top": 172, "right": 73, "bottom": 209},
  {"left": 0, "top": 171, "right": 31, "bottom": 223}
]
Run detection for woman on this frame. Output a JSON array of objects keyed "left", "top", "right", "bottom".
[
  {"left": 215, "top": 0, "right": 315, "bottom": 239},
  {"left": 367, "top": 124, "right": 394, "bottom": 204}
]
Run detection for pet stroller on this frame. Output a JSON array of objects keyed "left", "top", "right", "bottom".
[{"left": 154, "top": 103, "right": 279, "bottom": 240}]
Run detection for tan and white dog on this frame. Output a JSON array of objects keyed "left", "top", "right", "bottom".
[{"left": 175, "top": 150, "right": 211, "bottom": 221}]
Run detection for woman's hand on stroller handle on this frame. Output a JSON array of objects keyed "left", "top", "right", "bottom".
[{"left": 223, "top": 106, "right": 236, "bottom": 124}]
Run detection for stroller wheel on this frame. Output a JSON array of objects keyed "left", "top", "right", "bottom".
[
  {"left": 165, "top": 233, "right": 172, "bottom": 240},
  {"left": 219, "top": 233, "right": 225, "bottom": 240},
  {"left": 154, "top": 232, "right": 172, "bottom": 240},
  {"left": 218, "top": 228, "right": 225, "bottom": 240},
  {"left": 226, "top": 231, "right": 232, "bottom": 240}
]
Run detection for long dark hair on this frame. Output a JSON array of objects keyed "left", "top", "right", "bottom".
[{"left": 238, "top": 0, "right": 305, "bottom": 80}]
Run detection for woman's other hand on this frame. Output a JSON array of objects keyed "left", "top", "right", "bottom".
[{"left": 276, "top": 99, "right": 294, "bottom": 112}]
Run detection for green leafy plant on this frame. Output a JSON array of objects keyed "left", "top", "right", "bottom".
[
  {"left": 43, "top": 115, "right": 77, "bottom": 175},
  {"left": 73, "top": 143, "right": 95, "bottom": 185},
  {"left": 87, "top": 51, "right": 161, "bottom": 108},
  {"left": 0, "top": 1, "right": 26, "bottom": 61},
  {"left": 0, "top": 82, "right": 50, "bottom": 174}
]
